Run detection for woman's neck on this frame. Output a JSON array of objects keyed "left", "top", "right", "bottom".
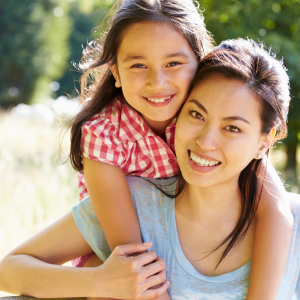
[
  {"left": 175, "top": 180, "right": 255, "bottom": 277},
  {"left": 176, "top": 180, "right": 241, "bottom": 225}
]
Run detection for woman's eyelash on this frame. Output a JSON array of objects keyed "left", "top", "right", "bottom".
[
  {"left": 190, "top": 110, "right": 203, "bottom": 119},
  {"left": 225, "top": 125, "right": 240, "bottom": 132}
]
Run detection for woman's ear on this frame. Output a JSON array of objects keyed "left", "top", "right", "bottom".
[
  {"left": 108, "top": 64, "right": 122, "bottom": 88},
  {"left": 256, "top": 126, "right": 276, "bottom": 159}
]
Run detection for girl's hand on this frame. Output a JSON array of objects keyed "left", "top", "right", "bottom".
[{"left": 92, "top": 242, "right": 169, "bottom": 299}]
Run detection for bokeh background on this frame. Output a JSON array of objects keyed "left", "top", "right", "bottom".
[{"left": 0, "top": 0, "right": 300, "bottom": 296}]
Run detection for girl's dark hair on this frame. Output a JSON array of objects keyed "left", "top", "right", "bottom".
[
  {"left": 173, "top": 38, "right": 290, "bottom": 268},
  {"left": 70, "top": 0, "right": 214, "bottom": 172}
]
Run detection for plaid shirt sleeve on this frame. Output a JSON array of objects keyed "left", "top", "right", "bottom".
[
  {"left": 81, "top": 117, "right": 126, "bottom": 166},
  {"left": 78, "top": 116, "right": 126, "bottom": 201}
]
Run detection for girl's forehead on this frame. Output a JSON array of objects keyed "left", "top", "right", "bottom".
[{"left": 117, "top": 21, "right": 195, "bottom": 60}]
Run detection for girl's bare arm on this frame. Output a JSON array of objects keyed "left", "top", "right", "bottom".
[
  {"left": 83, "top": 157, "right": 171, "bottom": 300},
  {"left": 0, "top": 212, "right": 168, "bottom": 299},
  {"left": 246, "top": 159, "right": 294, "bottom": 300},
  {"left": 83, "top": 157, "right": 143, "bottom": 250}
]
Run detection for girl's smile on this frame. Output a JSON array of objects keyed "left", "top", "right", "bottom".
[{"left": 110, "top": 21, "right": 199, "bottom": 134}]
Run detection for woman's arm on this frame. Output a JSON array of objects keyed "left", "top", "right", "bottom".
[
  {"left": 0, "top": 211, "right": 168, "bottom": 299},
  {"left": 246, "top": 159, "right": 294, "bottom": 300}
]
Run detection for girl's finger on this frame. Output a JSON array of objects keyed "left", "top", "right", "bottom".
[
  {"left": 144, "top": 269, "right": 167, "bottom": 289},
  {"left": 131, "top": 249, "right": 158, "bottom": 266},
  {"left": 142, "top": 280, "right": 169, "bottom": 300},
  {"left": 113, "top": 242, "right": 152, "bottom": 257},
  {"left": 142, "top": 256, "right": 166, "bottom": 277}
]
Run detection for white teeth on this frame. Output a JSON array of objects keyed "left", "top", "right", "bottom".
[
  {"left": 189, "top": 152, "right": 220, "bottom": 167},
  {"left": 146, "top": 96, "right": 172, "bottom": 103}
]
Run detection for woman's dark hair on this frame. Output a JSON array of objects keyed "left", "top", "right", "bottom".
[
  {"left": 173, "top": 38, "right": 290, "bottom": 268},
  {"left": 69, "top": 0, "right": 214, "bottom": 172}
]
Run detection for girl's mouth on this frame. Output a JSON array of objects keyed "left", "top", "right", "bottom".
[{"left": 143, "top": 95, "right": 175, "bottom": 107}]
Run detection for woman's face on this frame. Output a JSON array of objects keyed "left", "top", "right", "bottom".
[{"left": 175, "top": 73, "right": 270, "bottom": 189}]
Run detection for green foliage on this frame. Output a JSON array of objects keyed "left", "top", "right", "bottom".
[{"left": 0, "top": 0, "right": 72, "bottom": 107}]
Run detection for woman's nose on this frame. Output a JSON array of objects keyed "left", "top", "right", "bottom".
[
  {"left": 195, "top": 126, "right": 217, "bottom": 151},
  {"left": 147, "top": 68, "right": 168, "bottom": 89}
]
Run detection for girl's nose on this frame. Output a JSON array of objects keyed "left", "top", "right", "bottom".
[
  {"left": 147, "top": 68, "right": 168, "bottom": 89},
  {"left": 195, "top": 126, "right": 217, "bottom": 151}
]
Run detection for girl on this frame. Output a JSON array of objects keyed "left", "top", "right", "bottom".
[
  {"left": 70, "top": 0, "right": 293, "bottom": 299},
  {"left": 0, "top": 38, "right": 297, "bottom": 299}
]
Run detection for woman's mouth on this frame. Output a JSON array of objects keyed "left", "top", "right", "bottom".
[
  {"left": 190, "top": 151, "right": 220, "bottom": 166},
  {"left": 189, "top": 151, "right": 221, "bottom": 170}
]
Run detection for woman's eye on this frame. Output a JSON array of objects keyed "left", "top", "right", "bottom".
[
  {"left": 190, "top": 110, "right": 203, "bottom": 120},
  {"left": 167, "top": 61, "right": 181, "bottom": 67},
  {"left": 131, "top": 64, "right": 146, "bottom": 68},
  {"left": 225, "top": 125, "right": 240, "bottom": 132}
]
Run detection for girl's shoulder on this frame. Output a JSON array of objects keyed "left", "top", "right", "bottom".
[{"left": 85, "top": 97, "right": 148, "bottom": 139}]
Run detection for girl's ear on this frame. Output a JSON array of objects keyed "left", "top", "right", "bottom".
[
  {"left": 108, "top": 64, "right": 122, "bottom": 88},
  {"left": 256, "top": 126, "right": 276, "bottom": 159}
]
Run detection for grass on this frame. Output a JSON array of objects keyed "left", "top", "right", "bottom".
[
  {"left": 0, "top": 111, "right": 77, "bottom": 297},
  {"left": 0, "top": 111, "right": 299, "bottom": 296}
]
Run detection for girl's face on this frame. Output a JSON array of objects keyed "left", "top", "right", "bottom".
[
  {"left": 110, "top": 21, "right": 198, "bottom": 130},
  {"left": 175, "top": 73, "right": 273, "bottom": 189}
]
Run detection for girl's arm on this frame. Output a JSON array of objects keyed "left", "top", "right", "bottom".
[
  {"left": 83, "top": 157, "right": 143, "bottom": 250},
  {"left": 246, "top": 159, "right": 294, "bottom": 300},
  {"left": 83, "top": 157, "right": 171, "bottom": 300},
  {"left": 0, "top": 212, "right": 168, "bottom": 299}
]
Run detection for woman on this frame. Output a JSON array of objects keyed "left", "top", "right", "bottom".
[{"left": 0, "top": 39, "right": 297, "bottom": 299}]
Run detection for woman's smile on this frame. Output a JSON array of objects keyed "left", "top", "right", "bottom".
[
  {"left": 175, "top": 73, "right": 266, "bottom": 189},
  {"left": 188, "top": 150, "right": 221, "bottom": 173}
]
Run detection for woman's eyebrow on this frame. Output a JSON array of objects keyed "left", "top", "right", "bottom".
[
  {"left": 188, "top": 99, "right": 207, "bottom": 113},
  {"left": 222, "top": 116, "right": 251, "bottom": 125},
  {"left": 188, "top": 99, "right": 251, "bottom": 124}
]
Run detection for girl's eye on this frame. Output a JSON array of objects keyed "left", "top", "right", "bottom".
[
  {"left": 167, "top": 61, "right": 181, "bottom": 67},
  {"left": 225, "top": 125, "right": 240, "bottom": 133},
  {"left": 190, "top": 110, "right": 203, "bottom": 120},
  {"left": 131, "top": 64, "right": 146, "bottom": 69}
]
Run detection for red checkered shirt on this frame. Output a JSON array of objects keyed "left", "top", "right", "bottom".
[{"left": 78, "top": 97, "right": 178, "bottom": 200}]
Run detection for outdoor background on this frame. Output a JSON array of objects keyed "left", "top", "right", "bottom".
[{"left": 0, "top": 0, "right": 300, "bottom": 296}]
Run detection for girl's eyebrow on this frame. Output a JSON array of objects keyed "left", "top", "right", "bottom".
[
  {"left": 123, "top": 52, "right": 190, "bottom": 63},
  {"left": 188, "top": 99, "right": 251, "bottom": 124}
]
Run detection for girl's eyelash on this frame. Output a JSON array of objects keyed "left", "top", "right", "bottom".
[
  {"left": 131, "top": 64, "right": 145, "bottom": 68},
  {"left": 225, "top": 125, "right": 241, "bottom": 133},
  {"left": 190, "top": 110, "right": 203, "bottom": 119},
  {"left": 167, "top": 61, "right": 181, "bottom": 67}
]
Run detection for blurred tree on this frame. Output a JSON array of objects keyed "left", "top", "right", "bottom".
[
  {"left": 56, "top": 0, "right": 114, "bottom": 99},
  {"left": 198, "top": 0, "right": 300, "bottom": 187},
  {"left": 0, "top": 0, "right": 72, "bottom": 107}
]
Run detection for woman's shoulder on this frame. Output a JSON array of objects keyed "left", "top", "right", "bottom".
[
  {"left": 126, "top": 176, "right": 177, "bottom": 207},
  {"left": 288, "top": 192, "right": 300, "bottom": 217},
  {"left": 288, "top": 192, "right": 300, "bottom": 209}
]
